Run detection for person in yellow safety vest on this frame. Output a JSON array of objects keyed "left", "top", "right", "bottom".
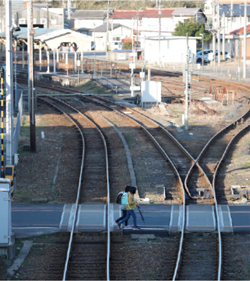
[{"left": 117, "top": 186, "right": 140, "bottom": 230}]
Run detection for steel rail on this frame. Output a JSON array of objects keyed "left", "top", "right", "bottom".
[
  {"left": 82, "top": 94, "right": 226, "bottom": 281},
  {"left": 56, "top": 97, "right": 111, "bottom": 281},
  {"left": 88, "top": 94, "right": 214, "bottom": 202},
  {"left": 196, "top": 107, "right": 250, "bottom": 162},
  {"left": 89, "top": 94, "right": 195, "bottom": 161},
  {"left": 183, "top": 105, "right": 250, "bottom": 280},
  {"left": 40, "top": 96, "right": 111, "bottom": 280},
  {"left": 38, "top": 97, "right": 86, "bottom": 281},
  {"left": 212, "top": 122, "right": 250, "bottom": 280},
  {"left": 79, "top": 94, "right": 186, "bottom": 281}
]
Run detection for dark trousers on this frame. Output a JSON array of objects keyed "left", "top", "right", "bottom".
[
  {"left": 115, "top": 209, "right": 128, "bottom": 226},
  {"left": 119, "top": 209, "right": 137, "bottom": 228}
]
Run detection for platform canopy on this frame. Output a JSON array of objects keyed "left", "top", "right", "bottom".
[{"left": 0, "top": 27, "right": 93, "bottom": 52}]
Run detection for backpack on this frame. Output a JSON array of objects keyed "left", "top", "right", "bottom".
[
  {"left": 116, "top": 192, "right": 124, "bottom": 204},
  {"left": 121, "top": 192, "right": 128, "bottom": 206}
]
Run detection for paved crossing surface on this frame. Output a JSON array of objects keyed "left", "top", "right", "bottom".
[{"left": 12, "top": 203, "right": 250, "bottom": 237}]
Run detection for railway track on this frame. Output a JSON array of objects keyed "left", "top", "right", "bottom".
[
  {"left": 14, "top": 64, "right": 250, "bottom": 280},
  {"left": 66, "top": 94, "right": 223, "bottom": 280},
  {"left": 39, "top": 96, "right": 110, "bottom": 280},
  {"left": 36, "top": 89, "right": 186, "bottom": 276},
  {"left": 32, "top": 82, "right": 248, "bottom": 280}
]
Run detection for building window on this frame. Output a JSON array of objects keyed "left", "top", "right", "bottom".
[
  {"left": 41, "top": 18, "right": 47, "bottom": 25},
  {"left": 19, "top": 18, "right": 26, "bottom": 25}
]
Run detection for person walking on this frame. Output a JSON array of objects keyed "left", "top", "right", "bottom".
[
  {"left": 117, "top": 186, "right": 140, "bottom": 230},
  {"left": 114, "top": 186, "right": 132, "bottom": 229}
]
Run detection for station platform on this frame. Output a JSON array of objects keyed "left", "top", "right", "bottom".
[{"left": 11, "top": 203, "right": 250, "bottom": 238}]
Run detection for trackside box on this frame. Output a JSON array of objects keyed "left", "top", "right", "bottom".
[{"left": 0, "top": 178, "right": 12, "bottom": 244}]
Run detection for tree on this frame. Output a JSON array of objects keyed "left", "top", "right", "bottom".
[
  {"left": 173, "top": 19, "right": 212, "bottom": 43},
  {"left": 50, "top": 1, "right": 61, "bottom": 8},
  {"left": 122, "top": 42, "right": 132, "bottom": 50}
]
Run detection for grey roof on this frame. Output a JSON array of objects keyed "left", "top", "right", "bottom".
[
  {"left": 71, "top": 10, "right": 107, "bottom": 19},
  {"left": 91, "top": 23, "right": 122, "bottom": 32},
  {"left": 172, "top": 8, "right": 202, "bottom": 16}
]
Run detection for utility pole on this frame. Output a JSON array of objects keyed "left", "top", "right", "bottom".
[
  {"left": 184, "top": 33, "right": 189, "bottom": 131},
  {"left": 230, "top": 0, "right": 233, "bottom": 30},
  {"left": 47, "top": 0, "right": 49, "bottom": 28},
  {"left": 94, "top": 24, "right": 96, "bottom": 76},
  {"left": 243, "top": 0, "right": 247, "bottom": 78},
  {"left": 158, "top": 1, "right": 161, "bottom": 66},
  {"left": 223, "top": 12, "right": 225, "bottom": 61},
  {"left": 5, "top": 0, "right": 14, "bottom": 165},
  {"left": 230, "top": 0, "right": 233, "bottom": 59},
  {"left": 106, "top": 0, "right": 110, "bottom": 60},
  {"left": 212, "top": 2, "right": 216, "bottom": 66},
  {"left": 217, "top": 1, "right": 221, "bottom": 65},
  {"left": 238, "top": 39, "right": 241, "bottom": 80},
  {"left": 200, "top": 33, "right": 204, "bottom": 71},
  {"left": 28, "top": 0, "right": 36, "bottom": 152},
  {"left": 67, "top": 0, "right": 71, "bottom": 21}
]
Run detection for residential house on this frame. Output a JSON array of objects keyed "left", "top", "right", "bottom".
[
  {"left": 109, "top": 7, "right": 207, "bottom": 48},
  {"left": 172, "top": 8, "right": 207, "bottom": 26},
  {"left": 90, "top": 23, "right": 132, "bottom": 51},
  {"left": 69, "top": 10, "right": 107, "bottom": 29},
  {"left": 230, "top": 24, "right": 250, "bottom": 61},
  {"left": 109, "top": 10, "right": 138, "bottom": 29},
  {"left": 139, "top": 7, "right": 176, "bottom": 37}
]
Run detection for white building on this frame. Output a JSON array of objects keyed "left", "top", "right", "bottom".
[
  {"left": 145, "top": 36, "right": 197, "bottom": 64},
  {"left": 91, "top": 23, "right": 132, "bottom": 51},
  {"left": 70, "top": 10, "right": 107, "bottom": 29}
]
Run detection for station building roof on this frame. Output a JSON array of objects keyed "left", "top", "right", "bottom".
[
  {"left": 0, "top": 28, "right": 90, "bottom": 43},
  {"left": 0, "top": 28, "right": 54, "bottom": 41}
]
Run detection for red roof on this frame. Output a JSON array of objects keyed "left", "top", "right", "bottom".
[
  {"left": 140, "top": 7, "right": 175, "bottom": 18},
  {"left": 230, "top": 24, "right": 250, "bottom": 34},
  {"left": 110, "top": 10, "right": 139, "bottom": 19},
  {"left": 110, "top": 7, "right": 175, "bottom": 20}
]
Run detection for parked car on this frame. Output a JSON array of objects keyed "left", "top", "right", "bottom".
[
  {"left": 207, "top": 50, "right": 231, "bottom": 62},
  {"left": 196, "top": 49, "right": 213, "bottom": 64}
]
